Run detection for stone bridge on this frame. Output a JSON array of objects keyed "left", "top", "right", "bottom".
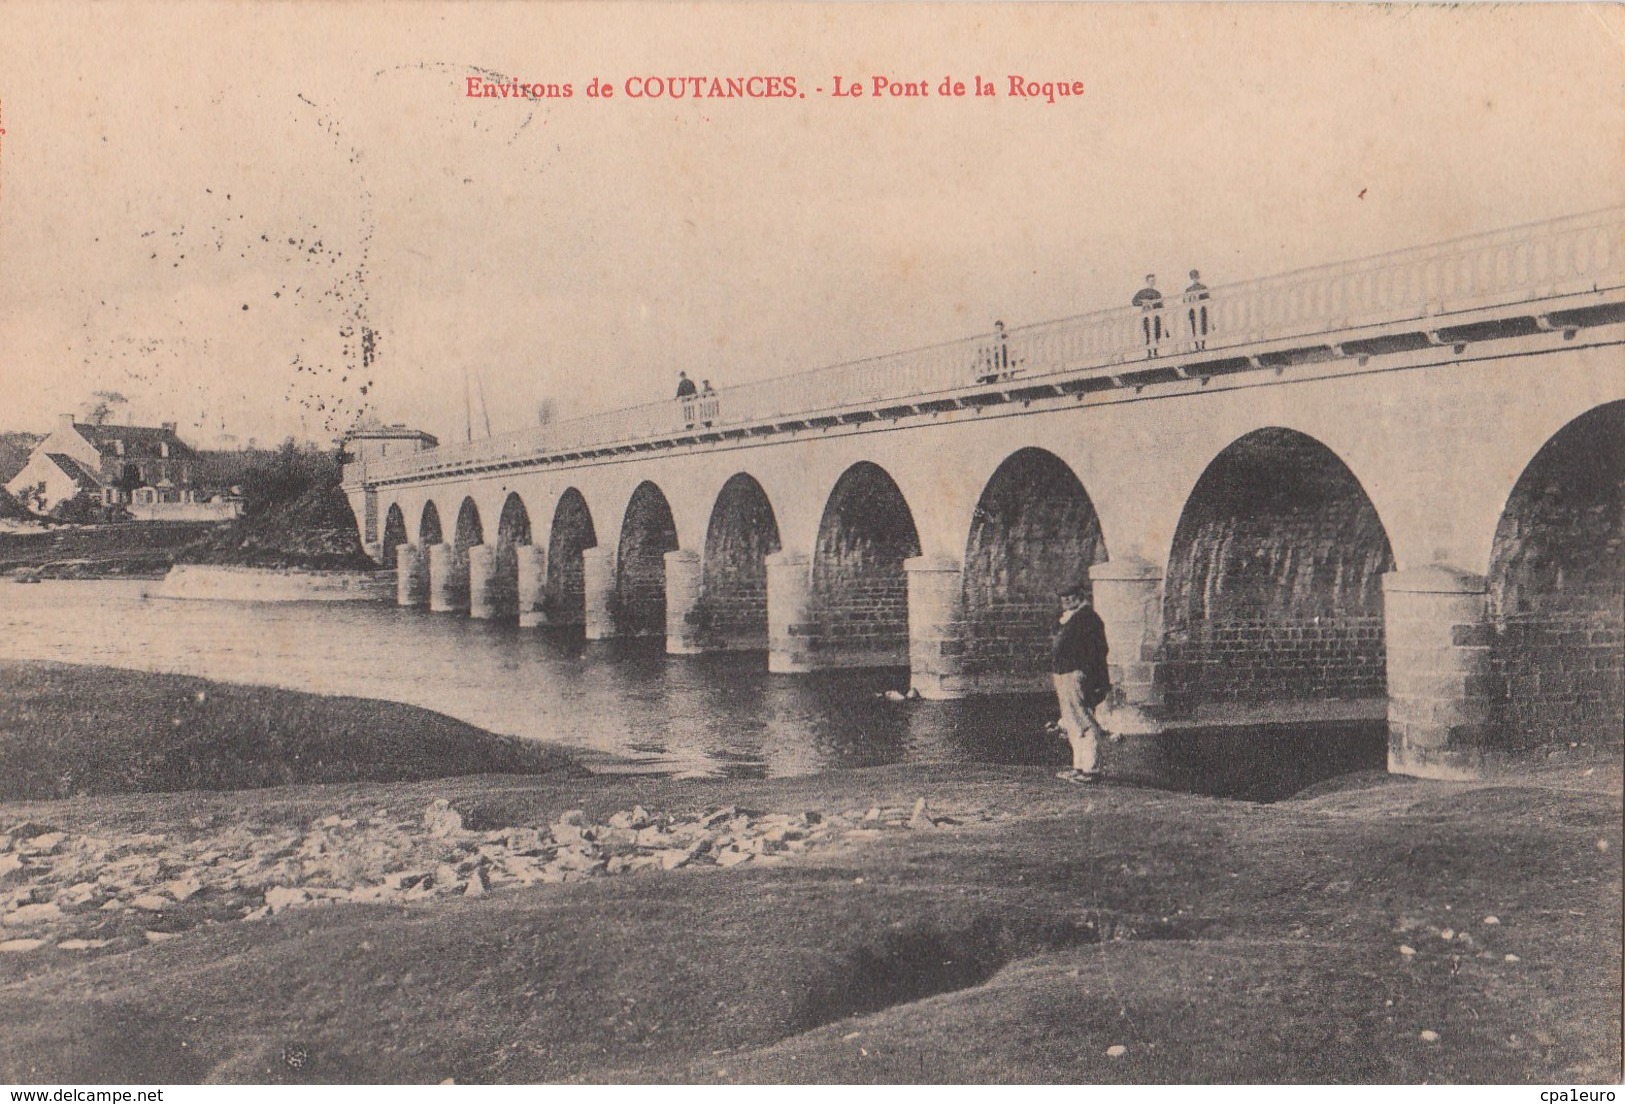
[{"left": 344, "top": 209, "right": 1625, "bottom": 778}]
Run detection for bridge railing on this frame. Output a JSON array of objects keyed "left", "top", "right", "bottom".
[{"left": 354, "top": 206, "right": 1624, "bottom": 483}]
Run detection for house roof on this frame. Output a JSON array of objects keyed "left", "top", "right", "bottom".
[
  {"left": 74, "top": 423, "right": 196, "bottom": 460},
  {"left": 45, "top": 453, "right": 103, "bottom": 488}
]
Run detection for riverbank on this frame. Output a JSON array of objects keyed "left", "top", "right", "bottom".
[
  {"left": 0, "top": 522, "right": 221, "bottom": 579},
  {"left": 148, "top": 564, "right": 393, "bottom": 603},
  {"left": 0, "top": 665, "right": 1616, "bottom": 1084},
  {"left": 0, "top": 661, "right": 579, "bottom": 802}
]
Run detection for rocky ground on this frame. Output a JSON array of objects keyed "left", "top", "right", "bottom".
[
  {"left": 0, "top": 759, "right": 1617, "bottom": 1085},
  {"left": 0, "top": 794, "right": 984, "bottom": 953},
  {"left": 0, "top": 664, "right": 1617, "bottom": 1084}
]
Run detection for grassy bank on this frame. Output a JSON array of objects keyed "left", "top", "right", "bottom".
[
  {"left": 0, "top": 662, "right": 580, "bottom": 801},
  {"left": 0, "top": 664, "right": 1617, "bottom": 1085}
]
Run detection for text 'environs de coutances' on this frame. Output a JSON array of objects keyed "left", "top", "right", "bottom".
[{"left": 464, "top": 74, "right": 1086, "bottom": 104}]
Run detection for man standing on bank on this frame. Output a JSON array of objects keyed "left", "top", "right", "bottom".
[{"left": 1051, "top": 584, "right": 1114, "bottom": 783}]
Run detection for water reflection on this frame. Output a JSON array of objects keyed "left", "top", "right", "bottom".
[{"left": 0, "top": 580, "right": 1385, "bottom": 796}]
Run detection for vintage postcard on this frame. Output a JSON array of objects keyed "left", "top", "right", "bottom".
[{"left": 0, "top": 2, "right": 1620, "bottom": 1094}]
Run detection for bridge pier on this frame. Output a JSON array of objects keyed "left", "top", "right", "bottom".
[
  {"left": 427, "top": 543, "right": 468, "bottom": 613},
  {"left": 1090, "top": 556, "right": 1167, "bottom": 735},
  {"left": 395, "top": 543, "right": 428, "bottom": 607},
  {"left": 766, "top": 550, "right": 817, "bottom": 673},
  {"left": 583, "top": 547, "right": 616, "bottom": 640},
  {"left": 467, "top": 545, "right": 497, "bottom": 619},
  {"left": 665, "top": 549, "right": 705, "bottom": 655},
  {"left": 516, "top": 544, "right": 549, "bottom": 627},
  {"left": 1383, "top": 566, "right": 1492, "bottom": 779},
  {"left": 905, "top": 554, "right": 968, "bottom": 698}
]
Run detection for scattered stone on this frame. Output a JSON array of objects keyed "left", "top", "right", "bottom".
[
  {"left": 1504, "top": 954, "right": 1520, "bottom": 963},
  {"left": 0, "top": 938, "right": 47, "bottom": 953},
  {"left": 1398, "top": 945, "right": 1416, "bottom": 957},
  {"left": 0, "top": 797, "right": 943, "bottom": 943},
  {"left": 3, "top": 903, "right": 63, "bottom": 926},
  {"left": 23, "top": 832, "right": 67, "bottom": 854},
  {"left": 423, "top": 800, "right": 464, "bottom": 838},
  {"left": 265, "top": 886, "right": 310, "bottom": 914},
  {"left": 700, "top": 806, "right": 737, "bottom": 829},
  {"left": 1482, "top": 916, "right": 1500, "bottom": 926},
  {"left": 1439, "top": 928, "right": 1454, "bottom": 941},
  {"left": 1419, "top": 1030, "right": 1440, "bottom": 1043},
  {"left": 1106, "top": 1045, "right": 1127, "bottom": 1057},
  {"left": 61, "top": 882, "right": 101, "bottom": 906}
]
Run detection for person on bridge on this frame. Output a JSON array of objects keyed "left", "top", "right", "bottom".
[
  {"left": 1133, "top": 275, "right": 1164, "bottom": 358},
  {"left": 1185, "top": 269, "right": 1211, "bottom": 351},
  {"left": 675, "top": 371, "right": 698, "bottom": 399},
  {"left": 1051, "top": 584, "right": 1114, "bottom": 783}
]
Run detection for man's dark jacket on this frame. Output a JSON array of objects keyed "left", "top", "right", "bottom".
[{"left": 1051, "top": 606, "right": 1111, "bottom": 707}]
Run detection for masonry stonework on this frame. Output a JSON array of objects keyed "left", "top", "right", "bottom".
[
  {"left": 1384, "top": 566, "right": 1492, "bottom": 778},
  {"left": 615, "top": 483, "right": 679, "bottom": 638},
  {"left": 811, "top": 463, "right": 921, "bottom": 668},
  {"left": 961, "top": 447, "right": 1106, "bottom": 692},
  {"left": 699, "top": 474, "right": 781, "bottom": 651},
  {"left": 1488, "top": 400, "right": 1624, "bottom": 752},
  {"left": 1163, "top": 429, "right": 1393, "bottom": 717},
  {"left": 545, "top": 489, "right": 596, "bottom": 626}
]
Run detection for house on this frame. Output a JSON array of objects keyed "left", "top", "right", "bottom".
[
  {"left": 4, "top": 415, "right": 241, "bottom": 520},
  {"left": 342, "top": 423, "right": 439, "bottom": 466}
]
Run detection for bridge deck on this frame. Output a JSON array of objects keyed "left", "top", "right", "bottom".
[{"left": 348, "top": 207, "right": 1625, "bottom": 489}]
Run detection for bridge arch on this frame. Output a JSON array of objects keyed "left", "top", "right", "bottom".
[
  {"left": 381, "top": 503, "right": 408, "bottom": 568},
  {"left": 812, "top": 460, "right": 922, "bottom": 667},
  {"left": 701, "top": 473, "right": 782, "bottom": 650},
  {"left": 616, "top": 481, "right": 680, "bottom": 637},
  {"left": 484, "top": 492, "right": 533, "bottom": 619},
  {"left": 1487, "top": 400, "right": 1624, "bottom": 751},
  {"left": 1163, "top": 428, "right": 1395, "bottom": 716},
  {"left": 453, "top": 497, "right": 484, "bottom": 551},
  {"left": 418, "top": 500, "right": 443, "bottom": 547},
  {"left": 546, "top": 488, "right": 597, "bottom": 626},
  {"left": 962, "top": 448, "right": 1108, "bottom": 689}
]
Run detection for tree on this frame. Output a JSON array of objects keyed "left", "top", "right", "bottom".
[{"left": 80, "top": 391, "right": 129, "bottom": 426}]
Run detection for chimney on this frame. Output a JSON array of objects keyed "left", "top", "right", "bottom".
[
  {"left": 59, "top": 413, "right": 76, "bottom": 428},
  {"left": 161, "top": 421, "right": 177, "bottom": 434}
]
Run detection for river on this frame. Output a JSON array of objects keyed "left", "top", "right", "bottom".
[{"left": 0, "top": 580, "right": 1385, "bottom": 799}]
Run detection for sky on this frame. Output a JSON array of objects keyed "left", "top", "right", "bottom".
[{"left": 1, "top": 2, "right": 1622, "bottom": 447}]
